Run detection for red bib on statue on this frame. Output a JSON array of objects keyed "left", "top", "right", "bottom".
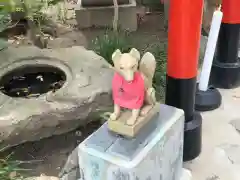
[{"left": 112, "top": 72, "right": 145, "bottom": 109}]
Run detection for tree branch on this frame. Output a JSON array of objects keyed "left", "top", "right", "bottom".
[{"left": 113, "top": 0, "right": 119, "bottom": 31}]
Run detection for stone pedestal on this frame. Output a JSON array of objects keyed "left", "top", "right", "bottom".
[
  {"left": 75, "top": 0, "right": 138, "bottom": 31},
  {"left": 78, "top": 104, "right": 184, "bottom": 180}
]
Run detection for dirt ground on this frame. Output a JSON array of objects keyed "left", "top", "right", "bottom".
[
  {"left": 2, "top": 121, "right": 102, "bottom": 177},
  {"left": 2, "top": 13, "right": 168, "bottom": 178}
]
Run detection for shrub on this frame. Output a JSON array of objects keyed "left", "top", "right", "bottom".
[
  {"left": 0, "top": 8, "right": 11, "bottom": 50},
  {"left": 145, "top": 43, "right": 167, "bottom": 100}
]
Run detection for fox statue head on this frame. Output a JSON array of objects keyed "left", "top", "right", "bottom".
[{"left": 112, "top": 48, "right": 141, "bottom": 82}]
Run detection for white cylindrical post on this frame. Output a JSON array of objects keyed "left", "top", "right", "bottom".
[{"left": 199, "top": 9, "right": 223, "bottom": 91}]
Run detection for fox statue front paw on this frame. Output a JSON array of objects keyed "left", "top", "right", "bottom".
[
  {"left": 126, "top": 116, "right": 138, "bottom": 126},
  {"left": 109, "top": 112, "right": 119, "bottom": 121}
]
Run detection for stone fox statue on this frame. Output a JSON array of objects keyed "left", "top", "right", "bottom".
[{"left": 109, "top": 48, "right": 157, "bottom": 125}]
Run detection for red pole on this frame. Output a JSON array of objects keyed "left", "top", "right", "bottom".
[
  {"left": 165, "top": 0, "right": 204, "bottom": 161},
  {"left": 222, "top": 0, "right": 240, "bottom": 24},
  {"left": 167, "top": 1, "right": 203, "bottom": 79},
  {"left": 210, "top": 0, "right": 240, "bottom": 88}
]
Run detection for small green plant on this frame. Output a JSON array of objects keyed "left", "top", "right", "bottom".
[
  {"left": 0, "top": 7, "right": 11, "bottom": 50},
  {"left": 0, "top": 147, "right": 25, "bottom": 180},
  {"left": 0, "top": 0, "right": 63, "bottom": 48},
  {"left": 56, "top": 1, "right": 68, "bottom": 24},
  {"left": 0, "top": 146, "right": 42, "bottom": 180},
  {"left": 0, "top": 11, "right": 10, "bottom": 32},
  {"left": 91, "top": 30, "right": 132, "bottom": 64}
]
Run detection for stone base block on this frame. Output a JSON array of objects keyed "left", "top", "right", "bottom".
[
  {"left": 78, "top": 104, "right": 184, "bottom": 180},
  {"left": 108, "top": 103, "right": 160, "bottom": 137},
  {"left": 75, "top": 0, "right": 138, "bottom": 31}
]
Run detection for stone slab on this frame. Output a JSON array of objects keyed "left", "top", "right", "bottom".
[
  {"left": 75, "top": 0, "right": 138, "bottom": 31},
  {"left": 83, "top": 123, "right": 119, "bottom": 152},
  {"left": 78, "top": 104, "right": 184, "bottom": 180}
]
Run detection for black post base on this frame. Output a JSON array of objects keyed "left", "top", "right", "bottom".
[
  {"left": 210, "top": 60, "right": 240, "bottom": 89},
  {"left": 183, "top": 112, "right": 202, "bottom": 162},
  {"left": 166, "top": 76, "right": 202, "bottom": 161},
  {"left": 195, "top": 84, "right": 222, "bottom": 111}
]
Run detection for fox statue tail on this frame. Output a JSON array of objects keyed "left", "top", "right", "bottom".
[
  {"left": 139, "top": 52, "right": 156, "bottom": 88},
  {"left": 121, "top": 48, "right": 156, "bottom": 88}
]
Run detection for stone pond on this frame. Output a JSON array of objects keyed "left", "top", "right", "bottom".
[{"left": 0, "top": 46, "right": 113, "bottom": 149}]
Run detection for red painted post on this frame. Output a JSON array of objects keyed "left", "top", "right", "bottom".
[
  {"left": 222, "top": 0, "right": 240, "bottom": 24},
  {"left": 165, "top": 0, "right": 204, "bottom": 161},
  {"left": 210, "top": 0, "right": 240, "bottom": 88}
]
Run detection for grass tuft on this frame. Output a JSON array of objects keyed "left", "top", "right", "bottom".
[
  {"left": 144, "top": 43, "right": 167, "bottom": 100},
  {"left": 0, "top": 146, "right": 40, "bottom": 180},
  {"left": 90, "top": 30, "right": 132, "bottom": 65},
  {"left": 0, "top": 150, "right": 25, "bottom": 180}
]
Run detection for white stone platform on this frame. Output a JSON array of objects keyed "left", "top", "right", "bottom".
[
  {"left": 75, "top": 0, "right": 138, "bottom": 31},
  {"left": 78, "top": 104, "right": 184, "bottom": 180}
]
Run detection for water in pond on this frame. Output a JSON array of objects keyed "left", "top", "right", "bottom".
[{"left": 0, "top": 65, "right": 66, "bottom": 98}]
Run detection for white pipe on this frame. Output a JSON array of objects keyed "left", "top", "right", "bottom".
[{"left": 199, "top": 9, "right": 223, "bottom": 91}]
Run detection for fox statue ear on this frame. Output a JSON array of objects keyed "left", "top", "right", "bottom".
[
  {"left": 112, "top": 49, "right": 122, "bottom": 67},
  {"left": 129, "top": 48, "right": 141, "bottom": 61}
]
